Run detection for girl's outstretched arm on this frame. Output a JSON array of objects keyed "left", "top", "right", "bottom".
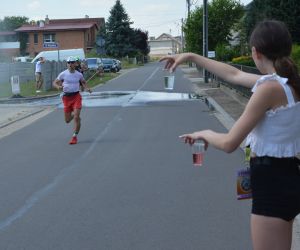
[{"left": 160, "top": 52, "right": 260, "bottom": 88}]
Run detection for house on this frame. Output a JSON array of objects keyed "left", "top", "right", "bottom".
[
  {"left": 148, "top": 33, "right": 183, "bottom": 59},
  {"left": 15, "top": 15, "right": 105, "bottom": 57},
  {"left": 0, "top": 31, "right": 20, "bottom": 60}
]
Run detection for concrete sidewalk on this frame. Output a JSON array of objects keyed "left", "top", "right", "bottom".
[
  {"left": 0, "top": 106, "right": 46, "bottom": 129},
  {"left": 0, "top": 105, "right": 54, "bottom": 140}
]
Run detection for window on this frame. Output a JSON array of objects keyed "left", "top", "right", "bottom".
[
  {"left": 23, "top": 33, "right": 29, "bottom": 44},
  {"left": 43, "top": 33, "right": 56, "bottom": 43},
  {"left": 34, "top": 33, "right": 38, "bottom": 44}
]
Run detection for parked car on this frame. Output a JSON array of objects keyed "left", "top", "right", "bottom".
[
  {"left": 113, "top": 59, "right": 122, "bottom": 72},
  {"left": 31, "top": 48, "right": 85, "bottom": 63},
  {"left": 102, "top": 58, "right": 118, "bottom": 72},
  {"left": 85, "top": 57, "right": 104, "bottom": 72}
]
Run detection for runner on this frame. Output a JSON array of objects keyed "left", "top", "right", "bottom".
[{"left": 53, "top": 56, "right": 91, "bottom": 144}]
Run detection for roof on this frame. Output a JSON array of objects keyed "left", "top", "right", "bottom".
[
  {"left": 50, "top": 17, "right": 104, "bottom": 27},
  {"left": 0, "top": 31, "right": 17, "bottom": 36},
  {"left": 15, "top": 22, "right": 98, "bottom": 32},
  {"left": 151, "top": 33, "right": 182, "bottom": 45}
]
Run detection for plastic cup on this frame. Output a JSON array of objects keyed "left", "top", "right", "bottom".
[
  {"left": 164, "top": 73, "right": 175, "bottom": 90},
  {"left": 192, "top": 140, "right": 205, "bottom": 166}
]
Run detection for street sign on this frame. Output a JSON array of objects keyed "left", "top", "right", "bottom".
[
  {"left": 43, "top": 42, "right": 58, "bottom": 48},
  {"left": 208, "top": 51, "right": 216, "bottom": 58}
]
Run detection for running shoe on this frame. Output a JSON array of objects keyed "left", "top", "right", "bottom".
[{"left": 69, "top": 136, "right": 77, "bottom": 145}]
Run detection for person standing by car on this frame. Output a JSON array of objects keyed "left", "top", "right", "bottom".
[
  {"left": 35, "top": 56, "right": 45, "bottom": 93},
  {"left": 53, "top": 56, "right": 91, "bottom": 145}
]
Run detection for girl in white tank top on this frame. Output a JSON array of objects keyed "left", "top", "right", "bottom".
[{"left": 160, "top": 20, "right": 300, "bottom": 250}]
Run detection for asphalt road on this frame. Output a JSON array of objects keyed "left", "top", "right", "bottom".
[{"left": 0, "top": 62, "right": 251, "bottom": 250}]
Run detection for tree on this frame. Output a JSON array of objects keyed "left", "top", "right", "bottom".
[
  {"left": 183, "top": 0, "right": 244, "bottom": 55},
  {"left": 0, "top": 16, "right": 29, "bottom": 31},
  {"left": 0, "top": 16, "right": 29, "bottom": 55},
  {"left": 183, "top": 6, "right": 203, "bottom": 54},
  {"left": 132, "top": 29, "right": 149, "bottom": 56},
  {"left": 131, "top": 29, "right": 149, "bottom": 63},
  {"left": 208, "top": 0, "right": 244, "bottom": 50},
  {"left": 244, "top": 0, "right": 300, "bottom": 43},
  {"left": 105, "top": 0, "right": 136, "bottom": 57}
]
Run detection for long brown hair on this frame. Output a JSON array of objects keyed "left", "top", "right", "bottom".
[{"left": 250, "top": 20, "right": 300, "bottom": 96}]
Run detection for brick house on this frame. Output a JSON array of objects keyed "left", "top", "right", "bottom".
[{"left": 15, "top": 15, "right": 105, "bottom": 57}]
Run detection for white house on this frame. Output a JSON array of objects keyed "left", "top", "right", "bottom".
[{"left": 148, "top": 33, "right": 182, "bottom": 59}]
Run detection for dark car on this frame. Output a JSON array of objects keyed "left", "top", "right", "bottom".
[{"left": 102, "top": 58, "right": 117, "bottom": 72}]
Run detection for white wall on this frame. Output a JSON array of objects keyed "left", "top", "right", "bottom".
[{"left": 0, "top": 42, "right": 20, "bottom": 49}]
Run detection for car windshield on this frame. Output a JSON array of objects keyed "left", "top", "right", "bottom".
[
  {"left": 102, "top": 59, "right": 113, "bottom": 64},
  {"left": 86, "top": 59, "right": 97, "bottom": 65}
]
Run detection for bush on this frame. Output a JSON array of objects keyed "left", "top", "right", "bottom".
[
  {"left": 215, "top": 43, "right": 240, "bottom": 62},
  {"left": 291, "top": 44, "right": 300, "bottom": 69},
  {"left": 231, "top": 56, "right": 255, "bottom": 67}
]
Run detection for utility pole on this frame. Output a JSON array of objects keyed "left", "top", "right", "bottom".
[
  {"left": 203, "top": 0, "right": 209, "bottom": 83},
  {"left": 181, "top": 18, "right": 184, "bottom": 52},
  {"left": 186, "top": 0, "right": 191, "bottom": 66},
  {"left": 187, "top": 0, "right": 191, "bottom": 18}
]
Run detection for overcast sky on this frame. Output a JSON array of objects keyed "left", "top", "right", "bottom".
[{"left": 0, "top": 0, "right": 252, "bottom": 38}]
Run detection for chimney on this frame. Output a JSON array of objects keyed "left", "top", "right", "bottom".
[
  {"left": 45, "top": 15, "right": 49, "bottom": 24},
  {"left": 85, "top": 15, "right": 89, "bottom": 18}
]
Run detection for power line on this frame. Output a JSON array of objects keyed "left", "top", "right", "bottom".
[{"left": 134, "top": 18, "right": 182, "bottom": 28}]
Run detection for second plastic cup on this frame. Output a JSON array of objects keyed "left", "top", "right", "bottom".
[
  {"left": 164, "top": 73, "right": 175, "bottom": 90},
  {"left": 192, "top": 140, "right": 205, "bottom": 166}
]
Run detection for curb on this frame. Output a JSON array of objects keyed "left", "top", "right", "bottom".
[
  {"left": 0, "top": 93, "right": 60, "bottom": 104},
  {"left": 204, "top": 96, "right": 235, "bottom": 130}
]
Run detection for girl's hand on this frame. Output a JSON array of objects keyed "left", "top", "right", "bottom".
[
  {"left": 179, "top": 131, "right": 209, "bottom": 150},
  {"left": 179, "top": 133, "right": 197, "bottom": 145},
  {"left": 159, "top": 53, "right": 190, "bottom": 73}
]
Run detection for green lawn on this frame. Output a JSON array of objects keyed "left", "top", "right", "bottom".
[
  {"left": 0, "top": 71, "right": 121, "bottom": 98},
  {"left": 1, "top": 58, "right": 140, "bottom": 98}
]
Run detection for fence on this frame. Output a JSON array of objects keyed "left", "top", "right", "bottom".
[
  {"left": 0, "top": 61, "right": 67, "bottom": 98},
  {"left": 206, "top": 64, "right": 260, "bottom": 98}
]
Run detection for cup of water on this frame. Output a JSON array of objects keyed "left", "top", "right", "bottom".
[
  {"left": 192, "top": 140, "right": 205, "bottom": 166},
  {"left": 164, "top": 72, "right": 175, "bottom": 90}
]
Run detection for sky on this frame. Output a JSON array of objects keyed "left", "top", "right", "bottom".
[{"left": 0, "top": 0, "right": 252, "bottom": 38}]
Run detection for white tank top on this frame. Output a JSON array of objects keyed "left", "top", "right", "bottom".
[{"left": 246, "top": 74, "right": 300, "bottom": 157}]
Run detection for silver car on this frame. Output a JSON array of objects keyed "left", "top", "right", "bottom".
[
  {"left": 112, "top": 59, "right": 122, "bottom": 72},
  {"left": 85, "top": 57, "right": 104, "bottom": 72}
]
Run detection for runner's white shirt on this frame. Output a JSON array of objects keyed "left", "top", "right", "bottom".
[{"left": 57, "top": 69, "right": 84, "bottom": 93}]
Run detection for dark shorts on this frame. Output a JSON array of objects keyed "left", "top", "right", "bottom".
[
  {"left": 62, "top": 92, "right": 82, "bottom": 113},
  {"left": 250, "top": 156, "right": 300, "bottom": 221}
]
